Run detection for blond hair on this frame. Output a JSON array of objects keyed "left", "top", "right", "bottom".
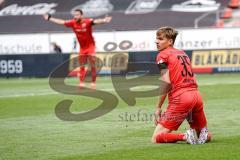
[{"left": 156, "top": 27, "right": 178, "bottom": 44}]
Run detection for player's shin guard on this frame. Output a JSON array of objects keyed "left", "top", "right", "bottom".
[{"left": 155, "top": 133, "right": 185, "bottom": 143}]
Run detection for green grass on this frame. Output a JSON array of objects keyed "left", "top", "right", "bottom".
[{"left": 0, "top": 73, "right": 240, "bottom": 160}]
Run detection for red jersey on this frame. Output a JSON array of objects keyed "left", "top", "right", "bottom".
[
  {"left": 64, "top": 18, "right": 95, "bottom": 54},
  {"left": 156, "top": 47, "right": 198, "bottom": 98}
]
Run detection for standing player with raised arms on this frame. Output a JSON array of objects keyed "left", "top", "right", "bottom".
[
  {"left": 43, "top": 9, "right": 112, "bottom": 89},
  {"left": 152, "top": 27, "right": 211, "bottom": 144}
]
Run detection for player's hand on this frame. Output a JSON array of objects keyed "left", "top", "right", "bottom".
[
  {"left": 42, "top": 14, "right": 48, "bottom": 20},
  {"left": 155, "top": 107, "right": 162, "bottom": 117},
  {"left": 43, "top": 14, "right": 51, "bottom": 21},
  {"left": 104, "top": 16, "right": 112, "bottom": 23},
  {"left": 154, "top": 108, "right": 162, "bottom": 125}
]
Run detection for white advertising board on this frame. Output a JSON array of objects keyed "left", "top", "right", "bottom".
[
  {"left": 1, "top": 28, "right": 240, "bottom": 54},
  {"left": 175, "top": 28, "right": 240, "bottom": 50},
  {"left": 0, "top": 34, "right": 50, "bottom": 54},
  {"left": 49, "top": 30, "right": 156, "bottom": 53}
]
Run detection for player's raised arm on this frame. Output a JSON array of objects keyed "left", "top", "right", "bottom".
[
  {"left": 93, "top": 16, "right": 112, "bottom": 25},
  {"left": 42, "top": 14, "right": 65, "bottom": 25}
]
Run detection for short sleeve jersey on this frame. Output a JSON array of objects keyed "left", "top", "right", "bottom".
[
  {"left": 156, "top": 47, "right": 198, "bottom": 97},
  {"left": 64, "top": 18, "right": 95, "bottom": 54}
]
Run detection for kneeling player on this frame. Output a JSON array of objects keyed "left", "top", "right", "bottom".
[{"left": 152, "top": 27, "right": 211, "bottom": 144}]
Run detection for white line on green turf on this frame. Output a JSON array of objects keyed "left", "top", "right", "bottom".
[{"left": 0, "top": 80, "right": 240, "bottom": 99}]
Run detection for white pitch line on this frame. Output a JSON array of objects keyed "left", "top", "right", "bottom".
[
  {"left": 0, "top": 81, "right": 239, "bottom": 98},
  {"left": 0, "top": 88, "right": 115, "bottom": 98},
  {"left": 0, "top": 92, "right": 58, "bottom": 98}
]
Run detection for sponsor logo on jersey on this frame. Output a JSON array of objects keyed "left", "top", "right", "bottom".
[{"left": 82, "top": 23, "right": 87, "bottom": 28}]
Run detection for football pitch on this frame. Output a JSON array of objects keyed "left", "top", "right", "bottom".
[{"left": 1, "top": 73, "right": 240, "bottom": 160}]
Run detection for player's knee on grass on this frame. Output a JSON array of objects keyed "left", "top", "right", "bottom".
[{"left": 152, "top": 124, "right": 171, "bottom": 143}]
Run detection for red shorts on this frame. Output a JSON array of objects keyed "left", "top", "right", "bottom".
[
  {"left": 80, "top": 45, "right": 95, "bottom": 55},
  {"left": 159, "top": 90, "right": 207, "bottom": 131}
]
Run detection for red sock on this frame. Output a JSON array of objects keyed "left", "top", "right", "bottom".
[
  {"left": 80, "top": 66, "right": 86, "bottom": 82},
  {"left": 156, "top": 133, "right": 185, "bottom": 143},
  {"left": 91, "top": 67, "right": 96, "bottom": 82}
]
